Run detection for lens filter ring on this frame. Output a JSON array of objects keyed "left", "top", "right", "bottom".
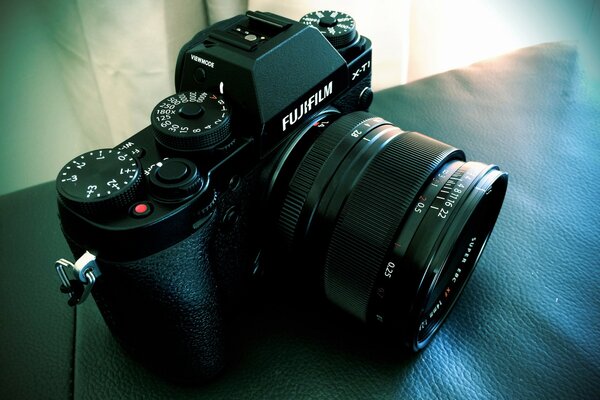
[{"left": 410, "top": 166, "right": 508, "bottom": 348}]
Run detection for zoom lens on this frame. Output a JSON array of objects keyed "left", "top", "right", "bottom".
[{"left": 276, "top": 111, "right": 508, "bottom": 350}]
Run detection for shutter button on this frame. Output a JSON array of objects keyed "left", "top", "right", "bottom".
[
  {"left": 150, "top": 158, "right": 203, "bottom": 202},
  {"left": 156, "top": 159, "right": 190, "bottom": 183}
]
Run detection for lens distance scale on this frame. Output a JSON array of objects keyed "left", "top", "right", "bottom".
[
  {"left": 300, "top": 10, "right": 358, "bottom": 48},
  {"left": 151, "top": 91, "right": 232, "bottom": 151},
  {"left": 57, "top": 149, "right": 141, "bottom": 215}
]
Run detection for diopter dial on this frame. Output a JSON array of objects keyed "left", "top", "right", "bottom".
[
  {"left": 151, "top": 91, "right": 232, "bottom": 152},
  {"left": 300, "top": 10, "right": 358, "bottom": 48},
  {"left": 57, "top": 149, "right": 142, "bottom": 215}
]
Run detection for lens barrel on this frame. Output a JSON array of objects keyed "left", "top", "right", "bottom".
[{"left": 276, "top": 111, "right": 508, "bottom": 350}]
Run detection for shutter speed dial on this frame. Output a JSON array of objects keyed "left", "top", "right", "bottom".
[
  {"left": 57, "top": 149, "right": 142, "bottom": 215},
  {"left": 151, "top": 91, "right": 232, "bottom": 152},
  {"left": 300, "top": 10, "right": 358, "bottom": 48}
]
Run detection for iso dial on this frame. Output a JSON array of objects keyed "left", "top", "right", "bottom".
[
  {"left": 57, "top": 149, "right": 142, "bottom": 215},
  {"left": 300, "top": 10, "right": 358, "bottom": 48}
]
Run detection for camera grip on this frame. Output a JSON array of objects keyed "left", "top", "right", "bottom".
[{"left": 80, "top": 215, "right": 225, "bottom": 381}]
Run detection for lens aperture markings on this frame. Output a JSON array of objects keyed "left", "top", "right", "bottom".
[
  {"left": 393, "top": 160, "right": 463, "bottom": 259},
  {"left": 429, "top": 168, "right": 477, "bottom": 218}
]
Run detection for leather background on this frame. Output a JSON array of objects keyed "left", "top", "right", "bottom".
[{"left": 1, "top": 42, "right": 599, "bottom": 399}]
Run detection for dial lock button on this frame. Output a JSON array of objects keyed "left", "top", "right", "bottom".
[
  {"left": 318, "top": 16, "right": 337, "bottom": 27},
  {"left": 178, "top": 102, "right": 204, "bottom": 119}
]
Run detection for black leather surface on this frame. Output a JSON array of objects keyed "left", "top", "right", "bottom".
[
  {"left": 0, "top": 183, "right": 74, "bottom": 399},
  {"left": 1, "top": 42, "right": 599, "bottom": 399}
]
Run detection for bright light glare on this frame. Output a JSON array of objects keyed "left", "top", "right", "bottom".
[{"left": 408, "top": 0, "right": 523, "bottom": 81}]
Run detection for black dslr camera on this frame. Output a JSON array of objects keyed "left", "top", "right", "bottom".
[{"left": 54, "top": 11, "right": 508, "bottom": 381}]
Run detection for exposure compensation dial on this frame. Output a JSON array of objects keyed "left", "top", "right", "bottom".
[{"left": 57, "top": 149, "right": 142, "bottom": 215}]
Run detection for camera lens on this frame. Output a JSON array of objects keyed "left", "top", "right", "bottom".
[{"left": 275, "top": 111, "right": 508, "bottom": 350}]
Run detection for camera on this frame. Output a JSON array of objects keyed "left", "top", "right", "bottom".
[{"left": 54, "top": 10, "right": 508, "bottom": 381}]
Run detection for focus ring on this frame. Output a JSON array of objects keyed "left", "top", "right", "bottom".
[
  {"left": 278, "top": 111, "right": 374, "bottom": 250},
  {"left": 323, "top": 131, "right": 463, "bottom": 321}
]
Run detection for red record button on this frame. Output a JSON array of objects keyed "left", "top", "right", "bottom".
[{"left": 131, "top": 202, "right": 152, "bottom": 218}]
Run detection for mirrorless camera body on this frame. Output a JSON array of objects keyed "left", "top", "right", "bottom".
[{"left": 54, "top": 10, "right": 508, "bottom": 382}]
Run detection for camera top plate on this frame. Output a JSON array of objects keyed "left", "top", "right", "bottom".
[{"left": 175, "top": 11, "right": 352, "bottom": 155}]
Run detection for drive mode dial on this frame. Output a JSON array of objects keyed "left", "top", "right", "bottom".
[
  {"left": 300, "top": 10, "right": 358, "bottom": 48},
  {"left": 57, "top": 149, "right": 142, "bottom": 215},
  {"left": 151, "top": 91, "right": 232, "bottom": 152}
]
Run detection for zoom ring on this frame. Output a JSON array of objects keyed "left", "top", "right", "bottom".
[{"left": 323, "top": 131, "right": 463, "bottom": 321}]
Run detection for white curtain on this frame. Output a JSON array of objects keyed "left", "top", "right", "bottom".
[
  {"left": 44, "top": 0, "right": 409, "bottom": 156},
  {"left": 41, "top": 0, "right": 246, "bottom": 151},
  {"left": 0, "top": 0, "right": 246, "bottom": 196}
]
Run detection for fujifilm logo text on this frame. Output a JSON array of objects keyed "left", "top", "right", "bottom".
[
  {"left": 191, "top": 54, "right": 214, "bottom": 68},
  {"left": 282, "top": 81, "right": 333, "bottom": 131}
]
